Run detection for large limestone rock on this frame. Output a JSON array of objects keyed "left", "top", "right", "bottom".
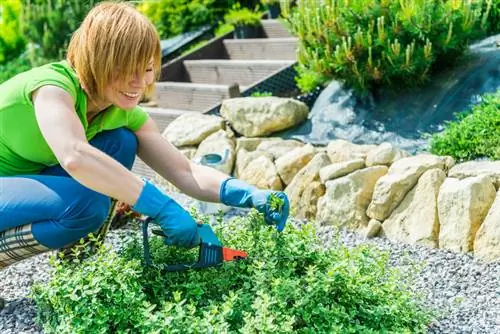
[
  {"left": 234, "top": 149, "right": 273, "bottom": 178},
  {"left": 294, "top": 181, "right": 325, "bottom": 220},
  {"left": 365, "top": 142, "right": 410, "bottom": 167},
  {"left": 239, "top": 155, "right": 283, "bottom": 190},
  {"left": 163, "top": 113, "right": 224, "bottom": 147},
  {"left": 275, "top": 144, "right": 316, "bottom": 185},
  {"left": 381, "top": 168, "right": 446, "bottom": 248},
  {"left": 220, "top": 97, "right": 308, "bottom": 137},
  {"left": 367, "top": 154, "right": 447, "bottom": 221},
  {"left": 193, "top": 129, "right": 236, "bottom": 175},
  {"left": 235, "top": 137, "right": 282, "bottom": 153},
  {"left": 285, "top": 153, "right": 331, "bottom": 219},
  {"left": 449, "top": 160, "right": 500, "bottom": 189},
  {"left": 438, "top": 176, "right": 496, "bottom": 253},
  {"left": 317, "top": 166, "right": 388, "bottom": 229},
  {"left": 326, "top": 139, "right": 377, "bottom": 163},
  {"left": 474, "top": 190, "right": 500, "bottom": 262},
  {"left": 256, "top": 139, "right": 304, "bottom": 160},
  {"left": 319, "top": 158, "right": 365, "bottom": 183}
]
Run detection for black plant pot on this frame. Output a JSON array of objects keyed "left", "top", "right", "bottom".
[
  {"left": 268, "top": 4, "right": 281, "bottom": 18},
  {"left": 233, "top": 24, "right": 259, "bottom": 39}
]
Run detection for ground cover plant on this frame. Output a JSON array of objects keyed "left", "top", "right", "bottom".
[
  {"left": 31, "top": 209, "right": 434, "bottom": 333},
  {"left": 281, "top": 0, "right": 494, "bottom": 94},
  {"left": 429, "top": 89, "right": 500, "bottom": 161}
]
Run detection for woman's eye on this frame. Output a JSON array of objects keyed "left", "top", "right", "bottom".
[{"left": 146, "top": 68, "right": 153, "bottom": 72}]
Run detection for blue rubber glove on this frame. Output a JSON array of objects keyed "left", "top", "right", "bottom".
[
  {"left": 132, "top": 179, "right": 200, "bottom": 248},
  {"left": 219, "top": 178, "right": 289, "bottom": 232}
]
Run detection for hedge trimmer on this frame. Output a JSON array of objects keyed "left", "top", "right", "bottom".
[{"left": 141, "top": 217, "right": 248, "bottom": 271}]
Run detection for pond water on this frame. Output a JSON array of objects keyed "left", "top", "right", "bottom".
[{"left": 280, "top": 34, "right": 500, "bottom": 154}]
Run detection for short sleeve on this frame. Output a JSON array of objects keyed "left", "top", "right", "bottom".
[
  {"left": 23, "top": 68, "right": 78, "bottom": 105},
  {"left": 126, "top": 106, "right": 149, "bottom": 131}
]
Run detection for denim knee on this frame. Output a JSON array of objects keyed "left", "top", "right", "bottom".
[
  {"left": 94, "top": 128, "right": 138, "bottom": 170},
  {"left": 31, "top": 186, "right": 111, "bottom": 249}
]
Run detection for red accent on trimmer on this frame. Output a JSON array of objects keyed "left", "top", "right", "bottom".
[{"left": 222, "top": 247, "right": 248, "bottom": 261}]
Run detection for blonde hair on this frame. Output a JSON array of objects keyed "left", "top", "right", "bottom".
[{"left": 67, "top": 1, "right": 161, "bottom": 102}]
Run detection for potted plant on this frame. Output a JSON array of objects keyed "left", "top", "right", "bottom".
[
  {"left": 261, "top": 0, "right": 281, "bottom": 18},
  {"left": 224, "top": 5, "right": 263, "bottom": 39}
]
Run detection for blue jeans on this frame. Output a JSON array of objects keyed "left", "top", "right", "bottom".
[{"left": 0, "top": 128, "right": 138, "bottom": 249}]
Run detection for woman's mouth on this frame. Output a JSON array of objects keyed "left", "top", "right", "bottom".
[{"left": 120, "top": 91, "right": 140, "bottom": 99}]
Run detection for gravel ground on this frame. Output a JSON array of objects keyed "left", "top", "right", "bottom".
[{"left": 1, "top": 192, "right": 499, "bottom": 333}]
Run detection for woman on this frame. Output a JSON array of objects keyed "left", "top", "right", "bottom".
[{"left": 0, "top": 2, "right": 289, "bottom": 308}]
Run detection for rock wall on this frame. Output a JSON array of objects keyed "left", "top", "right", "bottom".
[{"left": 160, "top": 97, "right": 500, "bottom": 262}]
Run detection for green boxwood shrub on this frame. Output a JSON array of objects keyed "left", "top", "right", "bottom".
[
  {"left": 32, "top": 210, "right": 435, "bottom": 333},
  {"left": 429, "top": 90, "right": 500, "bottom": 161},
  {"left": 282, "top": 0, "right": 493, "bottom": 94}
]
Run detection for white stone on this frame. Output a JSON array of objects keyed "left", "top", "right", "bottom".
[
  {"left": 474, "top": 190, "right": 500, "bottom": 262},
  {"left": 162, "top": 113, "right": 224, "bottom": 147}
]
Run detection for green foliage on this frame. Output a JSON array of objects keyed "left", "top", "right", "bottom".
[
  {"left": 224, "top": 4, "right": 263, "bottom": 27},
  {"left": 482, "top": 0, "right": 500, "bottom": 33},
  {"left": 282, "top": 0, "right": 493, "bottom": 95},
  {"left": 0, "top": 46, "right": 51, "bottom": 85},
  {"left": 269, "top": 192, "right": 284, "bottom": 212},
  {"left": 137, "top": 0, "right": 237, "bottom": 39},
  {"left": 0, "top": 0, "right": 26, "bottom": 64},
  {"left": 22, "top": 0, "right": 101, "bottom": 60},
  {"left": 429, "top": 90, "right": 500, "bottom": 161},
  {"left": 32, "top": 210, "right": 435, "bottom": 333},
  {"left": 251, "top": 91, "right": 273, "bottom": 97}
]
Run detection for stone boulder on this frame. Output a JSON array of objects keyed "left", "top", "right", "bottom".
[
  {"left": 367, "top": 154, "right": 447, "bottom": 221},
  {"left": 365, "top": 142, "right": 410, "bottom": 167},
  {"left": 220, "top": 97, "right": 308, "bottom": 137},
  {"left": 474, "top": 190, "right": 500, "bottom": 262},
  {"left": 381, "top": 168, "right": 446, "bottom": 248},
  {"left": 448, "top": 160, "right": 500, "bottom": 189},
  {"left": 275, "top": 144, "right": 316, "bottom": 185},
  {"left": 285, "top": 153, "right": 331, "bottom": 219},
  {"left": 256, "top": 139, "right": 304, "bottom": 160},
  {"left": 326, "top": 139, "right": 377, "bottom": 163},
  {"left": 319, "top": 159, "right": 365, "bottom": 183},
  {"left": 294, "top": 181, "right": 325, "bottom": 220},
  {"left": 438, "top": 176, "right": 496, "bottom": 253},
  {"left": 234, "top": 149, "right": 273, "bottom": 178},
  {"left": 163, "top": 113, "right": 224, "bottom": 147},
  {"left": 239, "top": 155, "right": 283, "bottom": 190},
  {"left": 317, "top": 166, "right": 388, "bottom": 229},
  {"left": 193, "top": 129, "right": 236, "bottom": 175}
]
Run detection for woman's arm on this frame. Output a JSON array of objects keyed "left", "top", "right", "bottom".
[
  {"left": 33, "top": 85, "right": 144, "bottom": 205},
  {"left": 134, "top": 117, "right": 229, "bottom": 202}
]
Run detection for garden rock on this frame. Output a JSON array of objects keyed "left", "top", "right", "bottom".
[
  {"left": 364, "top": 219, "right": 382, "bottom": 238},
  {"left": 256, "top": 139, "right": 304, "bottom": 160},
  {"left": 275, "top": 144, "right": 316, "bottom": 185},
  {"left": 438, "top": 176, "right": 496, "bottom": 253},
  {"left": 367, "top": 154, "right": 447, "bottom": 221},
  {"left": 234, "top": 149, "right": 273, "bottom": 178},
  {"left": 193, "top": 129, "right": 236, "bottom": 175},
  {"left": 239, "top": 155, "right": 283, "bottom": 190},
  {"left": 474, "top": 190, "right": 500, "bottom": 261},
  {"left": 293, "top": 181, "right": 325, "bottom": 220},
  {"left": 381, "top": 168, "right": 446, "bottom": 248},
  {"left": 319, "top": 158, "right": 365, "bottom": 183},
  {"left": 317, "top": 166, "right": 388, "bottom": 229},
  {"left": 162, "top": 113, "right": 224, "bottom": 147},
  {"left": 448, "top": 160, "right": 500, "bottom": 189},
  {"left": 365, "top": 142, "right": 409, "bottom": 167},
  {"left": 220, "top": 97, "right": 309, "bottom": 137},
  {"left": 235, "top": 137, "right": 280, "bottom": 152},
  {"left": 285, "top": 153, "right": 330, "bottom": 219},
  {"left": 326, "top": 139, "right": 377, "bottom": 163}
]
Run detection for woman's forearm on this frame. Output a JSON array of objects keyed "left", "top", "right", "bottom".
[{"left": 64, "top": 141, "right": 144, "bottom": 205}]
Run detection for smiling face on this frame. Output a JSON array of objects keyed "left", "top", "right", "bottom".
[{"left": 103, "top": 60, "right": 155, "bottom": 110}]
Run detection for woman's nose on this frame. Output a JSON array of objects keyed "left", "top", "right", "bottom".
[{"left": 129, "top": 72, "right": 146, "bottom": 88}]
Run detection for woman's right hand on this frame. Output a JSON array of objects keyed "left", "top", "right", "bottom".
[{"left": 132, "top": 179, "right": 200, "bottom": 248}]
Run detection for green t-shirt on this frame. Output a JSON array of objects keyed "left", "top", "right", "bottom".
[{"left": 0, "top": 60, "right": 149, "bottom": 176}]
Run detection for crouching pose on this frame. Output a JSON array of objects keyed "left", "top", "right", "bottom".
[{"left": 0, "top": 2, "right": 289, "bottom": 308}]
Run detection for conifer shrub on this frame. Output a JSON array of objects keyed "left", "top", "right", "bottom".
[
  {"left": 281, "top": 0, "right": 494, "bottom": 94},
  {"left": 32, "top": 210, "right": 435, "bottom": 333},
  {"left": 429, "top": 90, "right": 500, "bottom": 161}
]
